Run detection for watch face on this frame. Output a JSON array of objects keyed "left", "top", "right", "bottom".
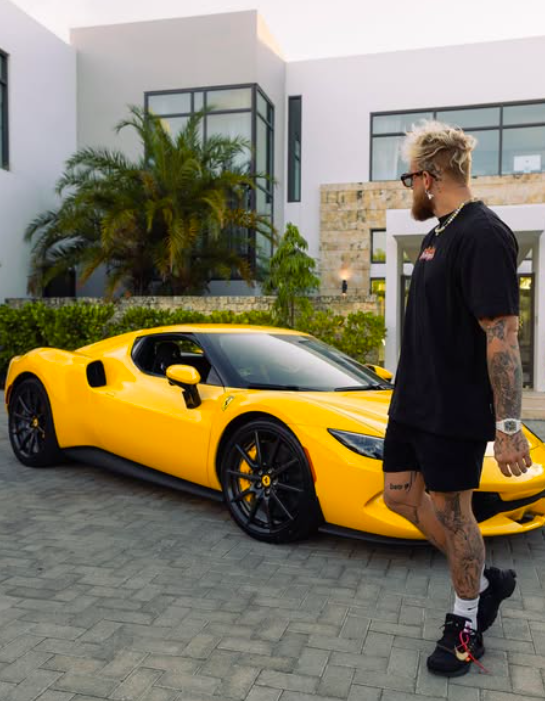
[{"left": 504, "top": 420, "right": 517, "bottom": 432}]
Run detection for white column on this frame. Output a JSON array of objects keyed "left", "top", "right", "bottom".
[
  {"left": 535, "top": 233, "right": 545, "bottom": 392},
  {"left": 384, "top": 233, "right": 401, "bottom": 374}
]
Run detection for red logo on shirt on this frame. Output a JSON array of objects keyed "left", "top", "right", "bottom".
[{"left": 419, "top": 246, "right": 436, "bottom": 261}]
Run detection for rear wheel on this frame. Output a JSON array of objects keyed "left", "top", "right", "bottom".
[
  {"left": 220, "top": 419, "right": 323, "bottom": 543},
  {"left": 8, "top": 377, "right": 61, "bottom": 468}
]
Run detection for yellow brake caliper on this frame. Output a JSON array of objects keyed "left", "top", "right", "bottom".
[{"left": 239, "top": 445, "right": 257, "bottom": 503}]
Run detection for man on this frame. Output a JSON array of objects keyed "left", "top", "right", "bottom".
[{"left": 383, "top": 121, "right": 532, "bottom": 677}]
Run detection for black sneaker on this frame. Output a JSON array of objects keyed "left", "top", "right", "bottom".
[
  {"left": 427, "top": 613, "right": 485, "bottom": 677},
  {"left": 477, "top": 567, "right": 517, "bottom": 632}
]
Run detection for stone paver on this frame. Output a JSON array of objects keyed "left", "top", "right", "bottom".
[{"left": 0, "top": 404, "right": 544, "bottom": 700}]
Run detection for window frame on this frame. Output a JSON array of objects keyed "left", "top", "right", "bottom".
[
  {"left": 144, "top": 82, "right": 275, "bottom": 269},
  {"left": 0, "top": 49, "right": 8, "bottom": 170},
  {"left": 287, "top": 95, "right": 302, "bottom": 202},
  {"left": 370, "top": 98, "right": 545, "bottom": 181}
]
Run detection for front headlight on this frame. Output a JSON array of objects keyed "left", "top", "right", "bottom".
[{"left": 328, "top": 429, "right": 384, "bottom": 460}]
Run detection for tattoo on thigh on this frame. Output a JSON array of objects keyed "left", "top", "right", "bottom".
[{"left": 405, "top": 472, "right": 416, "bottom": 491}]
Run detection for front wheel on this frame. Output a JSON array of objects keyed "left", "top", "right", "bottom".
[
  {"left": 8, "top": 377, "right": 62, "bottom": 468},
  {"left": 220, "top": 419, "right": 323, "bottom": 543}
]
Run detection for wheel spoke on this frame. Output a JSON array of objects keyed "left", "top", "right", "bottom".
[
  {"left": 254, "top": 431, "right": 263, "bottom": 465},
  {"left": 235, "top": 444, "right": 258, "bottom": 470},
  {"left": 271, "top": 491, "right": 295, "bottom": 521},
  {"left": 25, "top": 390, "right": 39, "bottom": 415},
  {"left": 268, "top": 436, "right": 281, "bottom": 466},
  {"left": 12, "top": 411, "right": 30, "bottom": 421},
  {"left": 17, "top": 396, "right": 32, "bottom": 417},
  {"left": 247, "top": 493, "right": 264, "bottom": 524},
  {"left": 275, "top": 482, "right": 304, "bottom": 494},
  {"left": 30, "top": 432, "right": 40, "bottom": 455},
  {"left": 263, "top": 496, "right": 274, "bottom": 528},
  {"left": 271, "top": 457, "right": 298, "bottom": 478},
  {"left": 226, "top": 469, "right": 260, "bottom": 482},
  {"left": 19, "top": 429, "right": 34, "bottom": 450},
  {"left": 229, "top": 487, "right": 254, "bottom": 503}
]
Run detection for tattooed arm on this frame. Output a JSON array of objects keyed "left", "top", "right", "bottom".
[{"left": 478, "top": 315, "right": 532, "bottom": 477}]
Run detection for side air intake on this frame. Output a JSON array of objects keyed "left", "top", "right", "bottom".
[{"left": 86, "top": 361, "right": 107, "bottom": 388}]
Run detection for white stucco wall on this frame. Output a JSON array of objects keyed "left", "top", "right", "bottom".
[
  {"left": 71, "top": 11, "right": 286, "bottom": 296},
  {"left": 0, "top": 0, "right": 76, "bottom": 301},
  {"left": 285, "top": 36, "right": 545, "bottom": 260},
  {"left": 72, "top": 11, "right": 266, "bottom": 157}
]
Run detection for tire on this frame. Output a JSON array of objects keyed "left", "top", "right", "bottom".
[
  {"left": 220, "top": 419, "right": 323, "bottom": 543},
  {"left": 8, "top": 377, "right": 62, "bottom": 468}
]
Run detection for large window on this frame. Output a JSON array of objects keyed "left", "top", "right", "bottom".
[
  {"left": 145, "top": 84, "right": 274, "bottom": 266},
  {"left": 0, "top": 50, "right": 8, "bottom": 169},
  {"left": 288, "top": 96, "right": 302, "bottom": 202},
  {"left": 371, "top": 100, "right": 545, "bottom": 181}
]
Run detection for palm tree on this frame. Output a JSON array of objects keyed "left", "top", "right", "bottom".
[{"left": 25, "top": 106, "right": 274, "bottom": 296}]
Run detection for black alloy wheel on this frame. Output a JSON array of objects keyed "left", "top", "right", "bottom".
[
  {"left": 221, "top": 419, "right": 323, "bottom": 543},
  {"left": 8, "top": 377, "right": 61, "bottom": 468}
]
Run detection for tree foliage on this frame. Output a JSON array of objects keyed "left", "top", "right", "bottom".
[
  {"left": 262, "top": 223, "right": 320, "bottom": 326},
  {"left": 25, "top": 107, "right": 274, "bottom": 297}
]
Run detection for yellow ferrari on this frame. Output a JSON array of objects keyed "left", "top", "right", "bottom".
[{"left": 5, "top": 324, "right": 545, "bottom": 543}]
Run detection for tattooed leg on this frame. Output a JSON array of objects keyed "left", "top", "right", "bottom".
[
  {"left": 383, "top": 472, "right": 447, "bottom": 553},
  {"left": 429, "top": 490, "right": 484, "bottom": 599}
]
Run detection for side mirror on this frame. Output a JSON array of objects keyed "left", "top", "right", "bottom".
[
  {"left": 166, "top": 364, "right": 202, "bottom": 408},
  {"left": 365, "top": 364, "right": 393, "bottom": 382}
]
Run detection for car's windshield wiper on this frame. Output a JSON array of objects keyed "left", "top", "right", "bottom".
[
  {"left": 246, "top": 383, "right": 315, "bottom": 391},
  {"left": 334, "top": 383, "right": 387, "bottom": 392}
]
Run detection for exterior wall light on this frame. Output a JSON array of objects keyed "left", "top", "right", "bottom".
[{"left": 341, "top": 279, "right": 348, "bottom": 296}]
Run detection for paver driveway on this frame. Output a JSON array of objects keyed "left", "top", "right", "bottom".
[{"left": 0, "top": 402, "right": 544, "bottom": 701}]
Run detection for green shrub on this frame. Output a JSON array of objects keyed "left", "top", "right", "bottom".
[
  {"left": 45, "top": 303, "right": 115, "bottom": 350},
  {"left": 106, "top": 307, "right": 176, "bottom": 336},
  {"left": 168, "top": 309, "right": 208, "bottom": 325},
  {"left": 338, "top": 311, "right": 386, "bottom": 363},
  {"left": 234, "top": 310, "right": 277, "bottom": 327},
  {"left": 0, "top": 304, "right": 50, "bottom": 382},
  {"left": 295, "top": 309, "right": 345, "bottom": 347}
]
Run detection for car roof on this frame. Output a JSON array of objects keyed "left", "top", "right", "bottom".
[
  {"left": 77, "top": 324, "right": 309, "bottom": 355},
  {"left": 138, "top": 324, "right": 307, "bottom": 335}
]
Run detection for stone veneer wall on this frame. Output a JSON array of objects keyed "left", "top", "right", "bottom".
[
  {"left": 5, "top": 295, "right": 379, "bottom": 318},
  {"left": 320, "top": 173, "right": 545, "bottom": 296}
]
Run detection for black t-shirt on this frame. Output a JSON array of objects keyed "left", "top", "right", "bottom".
[{"left": 389, "top": 200, "right": 519, "bottom": 441}]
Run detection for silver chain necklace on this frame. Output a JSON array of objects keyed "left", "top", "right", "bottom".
[{"left": 434, "top": 198, "right": 477, "bottom": 235}]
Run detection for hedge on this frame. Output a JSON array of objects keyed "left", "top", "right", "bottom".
[{"left": 0, "top": 302, "right": 386, "bottom": 386}]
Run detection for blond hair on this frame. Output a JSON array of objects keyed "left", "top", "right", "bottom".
[{"left": 403, "top": 121, "right": 477, "bottom": 184}]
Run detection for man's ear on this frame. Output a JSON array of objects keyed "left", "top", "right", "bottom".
[{"left": 422, "top": 171, "right": 435, "bottom": 192}]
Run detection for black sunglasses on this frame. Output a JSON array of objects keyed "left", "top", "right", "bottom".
[{"left": 400, "top": 170, "right": 438, "bottom": 188}]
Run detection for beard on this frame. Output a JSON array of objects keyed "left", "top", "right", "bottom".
[{"left": 412, "top": 188, "right": 435, "bottom": 222}]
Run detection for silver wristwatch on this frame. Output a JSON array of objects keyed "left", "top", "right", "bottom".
[{"left": 495, "top": 419, "right": 522, "bottom": 435}]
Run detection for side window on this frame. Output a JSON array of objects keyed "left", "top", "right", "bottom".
[{"left": 132, "top": 336, "right": 222, "bottom": 386}]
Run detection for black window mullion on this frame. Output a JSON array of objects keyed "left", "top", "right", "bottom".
[
  {"left": 249, "top": 84, "right": 257, "bottom": 270},
  {"left": 0, "top": 50, "right": 8, "bottom": 170}
]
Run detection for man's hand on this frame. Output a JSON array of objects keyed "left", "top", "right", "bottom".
[{"left": 494, "top": 430, "right": 532, "bottom": 477}]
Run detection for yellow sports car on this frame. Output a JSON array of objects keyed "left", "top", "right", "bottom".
[{"left": 5, "top": 324, "right": 545, "bottom": 543}]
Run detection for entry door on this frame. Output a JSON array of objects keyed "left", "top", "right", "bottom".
[{"left": 519, "top": 274, "right": 535, "bottom": 388}]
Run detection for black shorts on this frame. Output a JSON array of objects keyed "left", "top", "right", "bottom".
[{"left": 383, "top": 420, "right": 487, "bottom": 492}]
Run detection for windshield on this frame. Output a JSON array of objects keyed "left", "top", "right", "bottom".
[{"left": 207, "top": 333, "right": 390, "bottom": 391}]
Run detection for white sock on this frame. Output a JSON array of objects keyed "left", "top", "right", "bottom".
[
  {"left": 480, "top": 564, "right": 489, "bottom": 594},
  {"left": 453, "top": 593, "right": 479, "bottom": 630}
]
